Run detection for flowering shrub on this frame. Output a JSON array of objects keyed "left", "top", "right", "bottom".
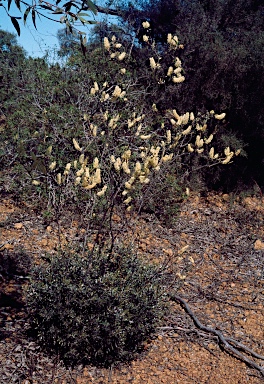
[
  {"left": 15, "top": 21, "right": 242, "bottom": 369},
  {"left": 24, "top": 22, "right": 241, "bottom": 233}
]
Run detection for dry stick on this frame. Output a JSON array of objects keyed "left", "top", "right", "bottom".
[
  {"left": 224, "top": 337, "right": 264, "bottom": 361},
  {"left": 169, "top": 293, "right": 264, "bottom": 377}
]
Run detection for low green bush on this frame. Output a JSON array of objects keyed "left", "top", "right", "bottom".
[{"left": 25, "top": 245, "right": 168, "bottom": 368}]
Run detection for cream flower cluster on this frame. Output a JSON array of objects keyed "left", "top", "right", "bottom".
[
  {"left": 90, "top": 80, "right": 126, "bottom": 101},
  {"left": 110, "top": 142, "right": 174, "bottom": 209},
  {"left": 32, "top": 26, "right": 241, "bottom": 212},
  {"left": 142, "top": 23, "right": 185, "bottom": 84},
  {"left": 142, "top": 21, "right": 151, "bottom": 43},
  {"left": 149, "top": 57, "right": 161, "bottom": 70},
  {"left": 167, "top": 57, "right": 185, "bottom": 83},
  {"left": 73, "top": 149, "right": 107, "bottom": 195},
  {"left": 103, "top": 36, "right": 127, "bottom": 62},
  {"left": 167, "top": 33, "right": 179, "bottom": 50},
  {"left": 40, "top": 139, "right": 107, "bottom": 196},
  {"left": 163, "top": 108, "right": 240, "bottom": 164}
]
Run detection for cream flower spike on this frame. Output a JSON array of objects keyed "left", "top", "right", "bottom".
[
  {"left": 215, "top": 112, "right": 226, "bottom": 120},
  {"left": 103, "top": 37, "right": 110, "bottom": 51},
  {"left": 73, "top": 138, "right": 82, "bottom": 152},
  {"left": 142, "top": 21, "right": 150, "bottom": 28}
]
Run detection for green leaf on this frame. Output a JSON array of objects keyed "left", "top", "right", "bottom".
[
  {"left": 11, "top": 17, "right": 20, "bottom": 36},
  {"left": 65, "top": 21, "right": 73, "bottom": 34},
  {"left": 52, "top": 8, "right": 64, "bottom": 14},
  {"left": 40, "top": 4, "right": 54, "bottom": 10},
  {"left": 14, "top": 0, "right": 21, "bottom": 10},
  {"left": 23, "top": 7, "right": 31, "bottom": 25},
  {"left": 77, "top": 16, "right": 89, "bottom": 24},
  {"left": 17, "top": 141, "right": 26, "bottom": 157},
  {"left": 30, "top": 152, "right": 37, "bottom": 163},
  {"left": 32, "top": 9, "right": 37, "bottom": 29},
  {"left": 32, "top": 158, "right": 47, "bottom": 175},
  {"left": 84, "top": 0, "right": 97, "bottom": 14},
  {"left": 76, "top": 12, "right": 90, "bottom": 17},
  {"left": 62, "top": 1, "right": 74, "bottom": 11}
]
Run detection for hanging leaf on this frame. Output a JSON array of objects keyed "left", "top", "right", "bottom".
[
  {"left": 17, "top": 141, "right": 26, "bottom": 157},
  {"left": 77, "top": 16, "right": 89, "bottom": 24},
  {"left": 80, "top": 34, "right": 87, "bottom": 56},
  {"left": 84, "top": 0, "right": 97, "bottom": 14},
  {"left": 24, "top": 7, "right": 31, "bottom": 25},
  {"left": 76, "top": 12, "right": 90, "bottom": 17},
  {"left": 32, "top": 158, "right": 47, "bottom": 175},
  {"left": 32, "top": 9, "right": 37, "bottom": 29},
  {"left": 40, "top": 4, "right": 54, "bottom": 10},
  {"left": 11, "top": 17, "right": 21, "bottom": 36},
  {"left": 62, "top": 1, "right": 74, "bottom": 11},
  {"left": 14, "top": 0, "right": 21, "bottom": 10},
  {"left": 68, "top": 11, "right": 77, "bottom": 20},
  {"left": 65, "top": 21, "right": 73, "bottom": 34},
  {"left": 52, "top": 7, "right": 64, "bottom": 14}
]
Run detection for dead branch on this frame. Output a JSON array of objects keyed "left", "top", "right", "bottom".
[{"left": 169, "top": 293, "right": 264, "bottom": 377}]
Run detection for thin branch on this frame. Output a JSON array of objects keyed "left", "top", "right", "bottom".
[{"left": 169, "top": 293, "right": 264, "bottom": 377}]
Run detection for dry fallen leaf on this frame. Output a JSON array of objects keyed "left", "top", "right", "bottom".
[
  {"left": 14, "top": 222, "right": 23, "bottom": 229},
  {"left": 178, "top": 245, "right": 189, "bottom": 255},
  {"left": 254, "top": 239, "right": 264, "bottom": 250}
]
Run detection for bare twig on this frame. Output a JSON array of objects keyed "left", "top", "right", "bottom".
[{"left": 169, "top": 293, "right": 264, "bottom": 377}]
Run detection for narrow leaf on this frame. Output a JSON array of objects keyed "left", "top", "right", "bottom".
[
  {"left": 80, "top": 35, "right": 86, "bottom": 56},
  {"left": 32, "top": 9, "right": 37, "bottom": 29},
  {"left": 65, "top": 21, "right": 73, "bottom": 34},
  {"left": 23, "top": 7, "right": 31, "bottom": 25},
  {"left": 78, "top": 16, "right": 88, "bottom": 24},
  {"left": 14, "top": 0, "right": 21, "bottom": 10},
  {"left": 62, "top": 1, "right": 74, "bottom": 9},
  {"left": 32, "top": 159, "right": 47, "bottom": 175},
  {"left": 11, "top": 17, "right": 20, "bottom": 36},
  {"left": 64, "top": 3, "right": 72, "bottom": 12},
  {"left": 76, "top": 12, "right": 90, "bottom": 17},
  {"left": 84, "top": 0, "right": 97, "bottom": 14},
  {"left": 52, "top": 8, "right": 64, "bottom": 14},
  {"left": 40, "top": 4, "right": 54, "bottom": 10}
]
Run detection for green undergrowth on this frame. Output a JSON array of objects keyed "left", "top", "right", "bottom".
[{"left": 25, "top": 244, "right": 168, "bottom": 368}]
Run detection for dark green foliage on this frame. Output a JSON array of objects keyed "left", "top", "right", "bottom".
[
  {"left": 0, "top": 248, "right": 31, "bottom": 280},
  {"left": 136, "top": 167, "right": 186, "bottom": 227},
  {"left": 26, "top": 245, "right": 167, "bottom": 368}
]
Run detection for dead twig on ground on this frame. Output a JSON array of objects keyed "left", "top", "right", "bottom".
[{"left": 169, "top": 293, "right": 264, "bottom": 377}]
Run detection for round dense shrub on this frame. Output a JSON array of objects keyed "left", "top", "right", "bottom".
[{"left": 25, "top": 245, "right": 168, "bottom": 368}]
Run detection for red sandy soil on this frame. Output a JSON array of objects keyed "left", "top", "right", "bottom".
[{"left": 0, "top": 192, "right": 264, "bottom": 383}]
